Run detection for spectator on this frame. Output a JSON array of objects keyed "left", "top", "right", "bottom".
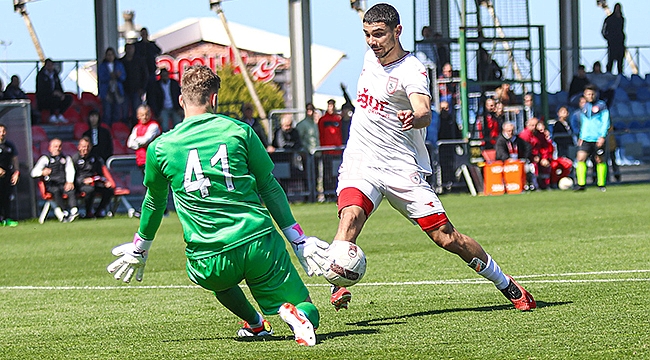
[
  {"left": 601, "top": 3, "right": 626, "bottom": 74},
  {"left": 495, "top": 83, "right": 517, "bottom": 106},
  {"left": 477, "top": 47, "right": 502, "bottom": 91},
  {"left": 98, "top": 47, "right": 126, "bottom": 126},
  {"left": 127, "top": 105, "right": 161, "bottom": 171},
  {"left": 607, "top": 124, "right": 621, "bottom": 183},
  {"left": 120, "top": 43, "right": 148, "bottom": 126},
  {"left": 36, "top": 59, "right": 73, "bottom": 124},
  {"left": 295, "top": 103, "right": 320, "bottom": 154},
  {"left": 570, "top": 96, "right": 586, "bottom": 143},
  {"left": 31, "top": 138, "right": 78, "bottom": 222},
  {"left": 415, "top": 26, "right": 438, "bottom": 69},
  {"left": 482, "top": 100, "right": 502, "bottom": 150},
  {"left": 273, "top": 115, "right": 304, "bottom": 192},
  {"left": 438, "top": 62, "right": 457, "bottom": 106},
  {"left": 341, "top": 103, "right": 354, "bottom": 145},
  {"left": 568, "top": 65, "right": 590, "bottom": 101},
  {"left": 437, "top": 101, "right": 460, "bottom": 186},
  {"left": 433, "top": 32, "right": 450, "bottom": 68},
  {"left": 134, "top": 27, "right": 162, "bottom": 86},
  {"left": 147, "top": 68, "right": 182, "bottom": 132},
  {"left": 552, "top": 106, "right": 575, "bottom": 158},
  {"left": 273, "top": 115, "right": 302, "bottom": 151},
  {"left": 4, "top": 75, "right": 27, "bottom": 100},
  {"left": 82, "top": 110, "right": 113, "bottom": 163},
  {"left": 495, "top": 121, "right": 530, "bottom": 161},
  {"left": 318, "top": 99, "right": 342, "bottom": 200},
  {"left": 72, "top": 137, "right": 114, "bottom": 218},
  {"left": 522, "top": 92, "right": 541, "bottom": 121},
  {"left": 340, "top": 82, "right": 355, "bottom": 115},
  {"left": 575, "top": 85, "right": 610, "bottom": 191},
  {"left": 0, "top": 123, "right": 19, "bottom": 227},
  {"left": 240, "top": 102, "right": 275, "bottom": 153},
  {"left": 586, "top": 61, "right": 619, "bottom": 107},
  {"left": 533, "top": 121, "right": 554, "bottom": 189}
]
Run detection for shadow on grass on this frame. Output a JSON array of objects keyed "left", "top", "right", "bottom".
[
  {"left": 163, "top": 329, "right": 380, "bottom": 344},
  {"left": 347, "top": 300, "right": 571, "bottom": 327}
]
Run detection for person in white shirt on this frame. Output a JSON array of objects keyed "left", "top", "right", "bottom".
[{"left": 325, "top": 3, "right": 536, "bottom": 313}]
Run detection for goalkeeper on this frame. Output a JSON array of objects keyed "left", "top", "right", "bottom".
[{"left": 107, "top": 65, "right": 327, "bottom": 347}]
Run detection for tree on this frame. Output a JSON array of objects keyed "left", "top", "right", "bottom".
[{"left": 216, "top": 65, "right": 286, "bottom": 120}]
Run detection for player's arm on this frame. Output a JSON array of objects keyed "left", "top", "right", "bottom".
[
  {"left": 398, "top": 92, "right": 431, "bottom": 130},
  {"left": 30, "top": 156, "right": 48, "bottom": 178},
  {"left": 248, "top": 130, "right": 328, "bottom": 276},
  {"left": 107, "top": 142, "right": 166, "bottom": 283},
  {"left": 597, "top": 109, "right": 611, "bottom": 147}
]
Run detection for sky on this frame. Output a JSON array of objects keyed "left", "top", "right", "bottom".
[{"left": 0, "top": 0, "right": 648, "bottom": 98}]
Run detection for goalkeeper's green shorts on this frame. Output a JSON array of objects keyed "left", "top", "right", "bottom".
[{"left": 186, "top": 231, "right": 310, "bottom": 315}]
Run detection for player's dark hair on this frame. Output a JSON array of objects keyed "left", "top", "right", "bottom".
[
  {"left": 363, "top": 3, "right": 400, "bottom": 29},
  {"left": 181, "top": 65, "right": 221, "bottom": 106}
]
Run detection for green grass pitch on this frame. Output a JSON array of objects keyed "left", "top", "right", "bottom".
[{"left": 1, "top": 184, "right": 649, "bottom": 359}]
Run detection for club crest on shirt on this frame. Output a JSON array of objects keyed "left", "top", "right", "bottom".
[{"left": 386, "top": 76, "right": 398, "bottom": 94}]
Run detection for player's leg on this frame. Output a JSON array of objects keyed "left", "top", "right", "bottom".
[
  {"left": 575, "top": 145, "right": 589, "bottom": 190},
  {"left": 384, "top": 170, "right": 535, "bottom": 311},
  {"left": 47, "top": 184, "right": 67, "bottom": 221},
  {"left": 246, "top": 232, "right": 318, "bottom": 346},
  {"left": 595, "top": 146, "right": 608, "bottom": 190},
  {"left": 95, "top": 186, "right": 114, "bottom": 217},
  {"left": 185, "top": 244, "right": 272, "bottom": 338}
]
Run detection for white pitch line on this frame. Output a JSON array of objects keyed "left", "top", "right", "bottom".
[{"left": 0, "top": 270, "right": 648, "bottom": 290}]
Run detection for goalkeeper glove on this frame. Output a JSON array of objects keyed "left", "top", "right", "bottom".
[
  {"left": 107, "top": 233, "right": 153, "bottom": 283},
  {"left": 282, "top": 223, "right": 330, "bottom": 276}
]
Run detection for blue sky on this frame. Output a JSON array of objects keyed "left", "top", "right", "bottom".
[{"left": 0, "top": 0, "right": 648, "bottom": 96}]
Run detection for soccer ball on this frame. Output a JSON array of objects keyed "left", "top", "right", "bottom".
[
  {"left": 323, "top": 241, "right": 367, "bottom": 287},
  {"left": 558, "top": 177, "right": 574, "bottom": 190}
]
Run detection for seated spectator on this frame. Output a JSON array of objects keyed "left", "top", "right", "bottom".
[
  {"left": 240, "top": 102, "right": 274, "bottom": 152},
  {"left": 495, "top": 121, "right": 530, "bottom": 161},
  {"left": 31, "top": 138, "right": 79, "bottom": 222},
  {"left": 98, "top": 47, "right": 127, "bottom": 126},
  {"left": 438, "top": 63, "right": 457, "bottom": 106},
  {"left": 36, "top": 59, "right": 73, "bottom": 123},
  {"left": 82, "top": 110, "right": 113, "bottom": 162},
  {"left": 147, "top": 68, "right": 182, "bottom": 132},
  {"left": 127, "top": 105, "right": 161, "bottom": 171},
  {"left": 72, "top": 137, "right": 114, "bottom": 218},
  {"left": 552, "top": 106, "right": 575, "bottom": 158},
  {"left": 568, "top": 65, "right": 590, "bottom": 101},
  {"left": 273, "top": 115, "right": 303, "bottom": 151},
  {"left": 570, "top": 96, "right": 586, "bottom": 143},
  {"left": 531, "top": 121, "right": 554, "bottom": 189},
  {"left": 4, "top": 75, "right": 27, "bottom": 100},
  {"left": 586, "top": 61, "right": 619, "bottom": 106},
  {"left": 519, "top": 117, "right": 550, "bottom": 190}
]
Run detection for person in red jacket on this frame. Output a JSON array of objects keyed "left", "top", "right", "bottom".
[
  {"left": 317, "top": 99, "right": 342, "bottom": 200},
  {"left": 127, "top": 105, "right": 161, "bottom": 170},
  {"left": 520, "top": 117, "right": 553, "bottom": 190}
]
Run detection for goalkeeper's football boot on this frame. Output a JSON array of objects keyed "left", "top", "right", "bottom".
[
  {"left": 278, "top": 303, "right": 316, "bottom": 346},
  {"left": 237, "top": 319, "right": 273, "bottom": 337},
  {"left": 1, "top": 219, "right": 18, "bottom": 227},
  {"left": 501, "top": 275, "right": 536, "bottom": 311},
  {"left": 330, "top": 285, "right": 352, "bottom": 311}
]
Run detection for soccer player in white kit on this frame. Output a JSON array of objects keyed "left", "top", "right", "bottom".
[{"left": 328, "top": 3, "right": 536, "bottom": 312}]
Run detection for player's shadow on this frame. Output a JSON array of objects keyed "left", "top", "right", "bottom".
[
  {"left": 347, "top": 300, "right": 570, "bottom": 327},
  {"left": 233, "top": 329, "right": 378, "bottom": 344}
]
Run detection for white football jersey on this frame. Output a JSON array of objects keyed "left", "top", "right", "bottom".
[{"left": 344, "top": 49, "right": 432, "bottom": 174}]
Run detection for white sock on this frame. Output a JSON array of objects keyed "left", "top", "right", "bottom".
[
  {"left": 54, "top": 207, "right": 65, "bottom": 221},
  {"left": 472, "top": 254, "right": 509, "bottom": 290}
]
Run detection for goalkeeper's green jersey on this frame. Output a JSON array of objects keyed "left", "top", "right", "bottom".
[{"left": 139, "top": 113, "right": 295, "bottom": 260}]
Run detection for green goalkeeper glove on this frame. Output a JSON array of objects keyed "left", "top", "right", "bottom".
[{"left": 107, "top": 233, "right": 153, "bottom": 283}]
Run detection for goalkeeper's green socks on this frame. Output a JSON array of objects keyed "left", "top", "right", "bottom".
[
  {"left": 576, "top": 161, "right": 587, "bottom": 186},
  {"left": 296, "top": 302, "right": 320, "bottom": 329},
  {"left": 596, "top": 162, "right": 607, "bottom": 187}
]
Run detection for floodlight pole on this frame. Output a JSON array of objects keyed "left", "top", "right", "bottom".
[
  {"left": 210, "top": 0, "right": 269, "bottom": 133},
  {"left": 13, "top": 0, "right": 46, "bottom": 63}
]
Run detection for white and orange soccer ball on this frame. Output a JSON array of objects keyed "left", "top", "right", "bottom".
[
  {"left": 558, "top": 177, "right": 574, "bottom": 190},
  {"left": 323, "top": 241, "right": 367, "bottom": 287}
]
